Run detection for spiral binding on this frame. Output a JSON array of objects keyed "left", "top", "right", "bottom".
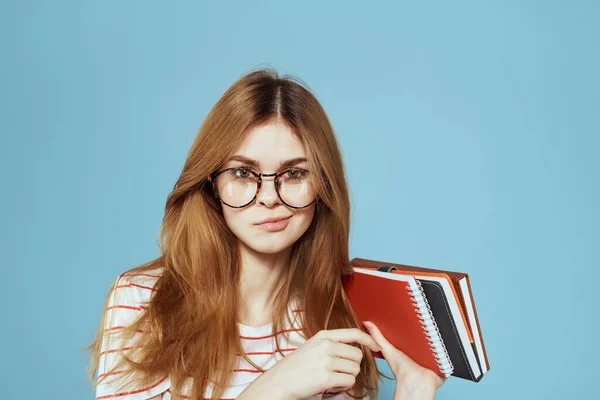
[{"left": 406, "top": 280, "right": 454, "bottom": 376}]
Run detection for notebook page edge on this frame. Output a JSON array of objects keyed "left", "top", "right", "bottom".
[{"left": 459, "top": 277, "right": 488, "bottom": 373}]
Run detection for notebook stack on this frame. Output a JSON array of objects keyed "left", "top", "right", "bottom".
[{"left": 342, "top": 257, "right": 490, "bottom": 382}]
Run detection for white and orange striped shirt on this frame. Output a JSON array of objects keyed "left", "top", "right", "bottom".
[{"left": 96, "top": 269, "right": 363, "bottom": 400}]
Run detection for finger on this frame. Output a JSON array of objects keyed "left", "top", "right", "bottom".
[
  {"left": 362, "top": 321, "right": 410, "bottom": 362},
  {"left": 330, "top": 342, "right": 363, "bottom": 363},
  {"left": 321, "top": 328, "right": 380, "bottom": 353},
  {"left": 329, "top": 371, "right": 356, "bottom": 391},
  {"left": 329, "top": 357, "right": 361, "bottom": 376}
]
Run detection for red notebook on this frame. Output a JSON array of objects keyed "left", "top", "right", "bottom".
[{"left": 342, "top": 267, "right": 453, "bottom": 377}]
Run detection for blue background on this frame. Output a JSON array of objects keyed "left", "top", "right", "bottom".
[{"left": 1, "top": 1, "right": 598, "bottom": 398}]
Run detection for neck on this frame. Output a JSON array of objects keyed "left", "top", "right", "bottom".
[{"left": 237, "top": 241, "right": 292, "bottom": 327}]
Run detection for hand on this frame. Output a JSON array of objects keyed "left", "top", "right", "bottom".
[
  {"left": 363, "top": 321, "right": 445, "bottom": 399},
  {"left": 262, "top": 328, "right": 381, "bottom": 400}
]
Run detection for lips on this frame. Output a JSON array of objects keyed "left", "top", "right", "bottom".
[
  {"left": 256, "top": 215, "right": 292, "bottom": 225},
  {"left": 255, "top": 215, "right": 292, "bottom": 232}
]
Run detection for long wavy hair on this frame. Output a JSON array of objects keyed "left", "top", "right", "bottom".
[{"left": 86, "top": 68, "right": 385, "bottom": 399}]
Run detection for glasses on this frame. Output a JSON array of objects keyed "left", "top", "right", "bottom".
[{"left": 208, "top": 166, "right": 317, "bottom": 209}]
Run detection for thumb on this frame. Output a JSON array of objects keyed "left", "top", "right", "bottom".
[
  {"left": 363, "top": 321, "right": 410, "bottom": 363},
  {"left": 362, "top": 321, "right": 393, "bottom": 356}
]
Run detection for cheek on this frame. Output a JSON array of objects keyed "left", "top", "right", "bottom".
[
  {"left": 221, "top": 205, "right": 244, "bottom": 232},
  {"left": 282, "top": 205, "right": 316, "bottom": 243},
  {"left": 293, "top": 206, "right": 316, "bottom": 232}
]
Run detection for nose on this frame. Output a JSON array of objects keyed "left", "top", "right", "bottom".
[{"left": 256, "top": 174, "right": 281, "bottom": 207}]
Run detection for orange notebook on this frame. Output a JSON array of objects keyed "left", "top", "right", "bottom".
[
  {"left": 344, "top": 257, "right": 490, "bottom": 382},
  {"left": 342, "top": 266, "right": 454, "bottom": 378}
]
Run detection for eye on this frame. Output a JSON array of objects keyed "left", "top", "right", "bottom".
[
  {"left": 235, "top": 168, "right": 251, "bottom": 177},
  {"left": 284, "top": 168, "right": 306, "bottom": 179},
  {"left": 229, "top": 167, "right": 257, "bottom": 180}
]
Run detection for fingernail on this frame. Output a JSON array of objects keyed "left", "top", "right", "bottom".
[{"left": 363, "top": 321, "right": 372, "bottom": 329}]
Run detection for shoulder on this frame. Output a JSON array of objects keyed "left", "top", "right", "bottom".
[
  {"left": 115, "top": 266, "right": 165, "bottom": 290},
  {"left": 102, "top": 267, "right": 164, "bottom": 333},
  {"left": 108, "top": 268, "right": 164, "bottom": 305},
  {"left": 96, "top": 267, "right": 171, "bottom": 399}
]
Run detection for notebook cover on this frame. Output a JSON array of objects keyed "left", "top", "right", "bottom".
[
  {"left": 350, "top": 257, "right": 490, "bottom": 371},
  {"left": 419, "top": 280, "right": 480, "bottom": 381},
  {"left": 342, "top": 271, "right": 445, "bottom": 376}
]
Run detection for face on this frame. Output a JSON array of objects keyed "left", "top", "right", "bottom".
[{"left": 219, "top": 121, "right": 317, "bottom": 255}]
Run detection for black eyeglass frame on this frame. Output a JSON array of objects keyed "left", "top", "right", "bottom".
[{"left": 207, "top": 167, "right": 318, "bottom": 209}]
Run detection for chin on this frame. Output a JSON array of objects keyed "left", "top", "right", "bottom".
[{"left": 243, "top": 238, "right": 294, "bottom": 255}]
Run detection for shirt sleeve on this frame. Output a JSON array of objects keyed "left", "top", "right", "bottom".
[{"left": 95, "top": 273, "right": 171, "bottom": 400}]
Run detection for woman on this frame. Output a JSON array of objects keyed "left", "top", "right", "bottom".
[{"left": 87, "top": 68, "right": 445, "bottom": 399}]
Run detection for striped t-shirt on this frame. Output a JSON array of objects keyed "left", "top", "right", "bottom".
[{"left": 96, "top": 269, "right": 360, "bottom": 400}]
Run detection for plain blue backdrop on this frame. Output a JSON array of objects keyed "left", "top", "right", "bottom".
[{"left": 1, "top": 1, "right": 598, "bottom": 399}]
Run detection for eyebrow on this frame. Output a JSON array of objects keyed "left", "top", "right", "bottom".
[{"left": 226, "top": 155, "right": 308, "bottom": 169}]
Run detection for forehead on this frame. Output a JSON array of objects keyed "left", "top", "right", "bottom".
[{"left": 228, "top": 122, "right": 307, "bottom": 168}]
